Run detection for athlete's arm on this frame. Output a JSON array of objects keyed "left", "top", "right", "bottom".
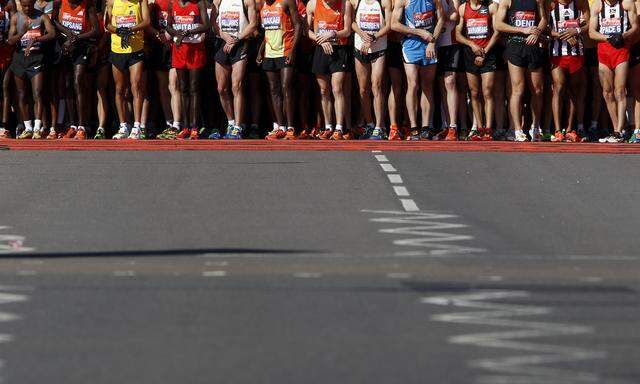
[
  {"left": 431, "top": 0, "right": 444, "bottom": 41},
  {"left": 190, "top": 0, "right": 212, "bottom": 34},
  {"left": 306, "top": 0, "right": 318, "bottom": 41},
  {"left": 588, "top": 0, "right": 606, "bottom": 41},
  {"left": 376, "top": 0, "right": 392, "bottom": 38},
  {"left": 104, "top": 0, "right": 116, "bottom": 33},
  {"left": 495, "top": 0, "right": 531, "bottom": 34},
  {"left": 237, "top": 0, "right": 257, "bottom": 39},
  {"left": 7, "top": 12, "right": 22, "bottom": 45},
  {"left": 129, "top": 0, "right": 150, "bottom": 31},
  {"left": 455, "top": 2, "right": 482, "bottom": 54},
  {"left": 622, "top": 0, "right": 637, "bottom": 40},
  {"left": 534, "top": 0, "right": 546, "bottom": 31},
  {"left": 286, "top": 0, "right": 302, "bottom": 63},
  {"left": 390, "top": 0, "right": 431, "bottom": 40},
  {"left": 38, "top": 13, "right": 57, "bottom": 42},
  {"left": 336, "top": 0, "right": 352, "bottom": 39},
  {"left": 77, "top": 0, "right": 100, "bottom": 40},
  {"left": 350, "top": 0, "right": 371, "bottom": 43},
  {"left": 444, "top": 0, "right": 459, "bottom": 22},
  {"left": 485, "top": 2, "right": 500, "bottom": 50}
]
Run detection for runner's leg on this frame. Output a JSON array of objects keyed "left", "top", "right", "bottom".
[
  {"left": 231, "top": 59, "right": 247, "bottom": 125},
  {"left": 404, "top": 63, "right": 419, "bottom": 128},
  {"left": 419, "top": 65, "right": 436, "bottom": 129},
  {"left": 507, "top": 62, "right": 526, "bottom": 132},
  {"left": 281, "top": 66, "right": 295, "bottom": 128},
  {"left": 266, "top": 70, "right": 284, "bottom": 127},
  {"left": 371, "top": 55, "right": 386, "bottom": 129},
  {"left": 355, "top": 57, "right": 373, "bottom": 126}
]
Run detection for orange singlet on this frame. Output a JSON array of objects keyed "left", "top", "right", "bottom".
[
  {"left": 59, "top": 0, "right": 90, "bottom": 34},
  {"left": 313, "top": 0, "right": 347, "bottom": 45}
]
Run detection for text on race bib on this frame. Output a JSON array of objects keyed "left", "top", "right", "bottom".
[
  {"left": 173, "top": 15, "right": 203, "bottom": 42},
  {"left": 61, "top": 13, "right": 84, "bottom": 32},
  {"left": 513, "top": 11, "right": 535, "bottom": 27},
  {"left": 359, "top": 13, "right": 381, "bottom": 32},
  {"left": 262, "top": 10, "right": 281, "bottom": 30},
  {"left": 600, "top": 17, "right": 621, "bottom": 34},
  {"left": 413, "top": 10, "right": 433, "bottom": 29},
  {"left": 21, "top": 27, "right": 42, "bottom": 48},
  {"left": 557, "top": 18, "right": 578, "bottom": 32},
  {"left": 467, "top": 17, "right": 488, "bottom": 38},
  {"left": 159, "top": 10, "right": 169, "bottom": 27},
  {"left": 220, "top": 11, "right": 240, "bottom": 32},
  {"left": 116, "top": 15, "right": 137, "bottom": 28}
]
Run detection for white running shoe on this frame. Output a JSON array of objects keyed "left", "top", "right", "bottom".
[
  {"left": 599, "top": 133, "right": 623, "bottom": 143},
  {"left": 515, "top": 130, "right": 528, "bottom": 142},
  {"left": 529, "top": 127, "right": 542, "bottom": 142},
  {"left": 112, "top": 126, "right": 130, "bottom": 140},
  {"left": 128, "top": 128, "right": 141, "bottom": 140}
]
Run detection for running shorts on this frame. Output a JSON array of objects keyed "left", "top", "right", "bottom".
[
  {"left": 172, "top": 43, "right": 206, "bottom": 70},
  {"left": 463, "top": 46, "right": 503, "bottom": 74},
  {"left": 402, "top": 40, "right": 436, "bottom": 66},
  {"left": 354, "top": 49, "right": 385, "bottom": 64},
  {"left": 148, "top": 42, "right": 173, "bottom": 71},
  {"left": 214, "top": 40, "right": 248, "bottom": 66},
  {"left": 63, "top": 43, "right": 92, "bottom": 66},
  {"left": 505, "top": 41, "right": 546, "bottom": 69},
  {"left": 584, "top": 47, "right": 598, "bottom": 68},
  {"left": 550, "top": 55, "right": 584, "bottom": 74},
  {"left": 629, "top": 44, "right": 640, "bottom": 67},
  {"left": 387, "top": 41, "right": 403, "bottom": 69},
  {"left": 597, "top": 41, "right": 629, "bottom": 70},
  {"left": 10, "top": 51, "right": 45, "bottom": 79},
  {"left": 262, "top": 56, "right": 292, "bottom": 71},
  {"left": 311, "top": 45, "right": 352, "bottom": 75},
  {"left": 109, "top": 50, "right": 145, "bottom": 72},
  {"left": 437, "top": 44, "right": 464, "bottom": 74}
]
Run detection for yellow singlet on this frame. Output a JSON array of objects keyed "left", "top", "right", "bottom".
[{"left": 111, "top": 0, "right": 144, "bottom": 53}]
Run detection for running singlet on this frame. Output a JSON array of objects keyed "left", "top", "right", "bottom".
[
  {"left": 507, "top": 0, "right": 538, "bottom": 43},
  {"left": 111, "top": 0, "right": 144, "bottom": 53},
  {"left": 549, "top": 0, "right": 583, "bottom": 56},
  {"left": 354, "top": 0, "right": 387, "bottom": 53},
  {"left": 16, "top": 10, "right": 44, "bottom": 52},
  {"left": 438, "top": 0, "right": 456, "bottom": 46},
  {"left": 463, "top": 2, "right": 491, "bottom": 48},
  {"left": 172, "top": 0, "right": 204, "bottom": 43},
  {"left": 313, "top": 0, "right": 347, "bottom": 45},
  {"left": 261, "top": 0, "right": 294, "bottom": 57},
  {"left": 402, "top": 0, "right": 435, "bottom": 44},
  {"left": 598, "top": 0, "right": 629, "bottom": 36},
  {"left": 59, "top": 0, "right": 89, "bottom": 34},
  {"left": 153, "top": 0, "right": 170, "bottom": 29},
  {"left": 217, "top": 0, "right": 248, "bottom": 38}
]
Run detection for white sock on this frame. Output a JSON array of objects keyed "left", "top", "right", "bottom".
[
  {"left": 287, "top": 126, "right": 295, "bottom": 131},
  {"left": 119, "top": 122, "right": 128, "bottom": 130},
  {"left": 166, "top": 120, "right": 172, "bottom": 127},
  {"left": 77, "top": 126, "right": 85, "bottom": 131},
  {"left": 134, "top": 122, "right": 141, "bottom": 129},
  {"left": 278, "top": 125, "right": 286, "bottom": 131},
  {"left": 34, "top": 119, "right": 42, "bottom": 131},
  {"left": 335, "top": 124, "right": 344, "bottom": 132},
  {"left": 228, "top": 120, "right": 235, "bottom": 127},
  {"left": 272, "top": 122, "right": 278, "bottom": 131},
  {"left": 24, "top": 121, "right": 33, "bottom": 131},
  {"left": 173, "top": 121, "right": 181, "bottom": 129},
  {"left": 325, "top": 124, "right": 333, "bottom": 131}
]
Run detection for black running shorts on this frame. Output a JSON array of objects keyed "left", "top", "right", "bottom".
[
  {"left": 10, "top": 51, "right": 45, "bottom": 79},
  {"left": 311, "top": 45, "right": 352, "bottom": 75},
  {"left": 109, "top": 50, "right": 145, "bottom": 72},
  {"left": 505, "top": 41, "right": 546, "bottom": 70}
]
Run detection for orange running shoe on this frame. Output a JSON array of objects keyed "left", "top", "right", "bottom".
[
  {"left": 0, "top": 128, "right": 10, "bottom": 139},
  {"left": 266, "top": 129, "right": 286, "bottom": 140},
  {"left": 551, "top": 130, "right": 565, "bottom": 142},
  {"left": 284, "top": 128, "right": 296, "bottom": 140},
  {"left": 297, "top": 129, "right": 311, "bottom": 140},
  {"left": 308, "top": 127, "right": 320, "bottom": 139},
  {"left": 389, "top": 125, "right": 402, "bottom": 141},
  {"left": 319, "top": 129, "right": 333, "bottom": 140},
  {"left": 444, "top": 127, "right": 458, "bottom": 141},
  {"left": 176, "top": 128, "right": 190, "bottom": 139},
  {"left": 564, "top": 130, "right": 579, "bottom": 142},
  {"left": 342, "top": 130, "right": 355, "bottom": 140},
  {"left": 331, "top": 130, "right": 344, "bottom": 140},
  {"left": 482, "top": 128, "right": 493, "bottom": 141},
  {"left": 74, "top": 129, "right": 86, "bottom": 140},
  {"left": 46, "top": 128, "right": 57, "bottom": 140},
  {"left": 189, "top": 127, "right": 199, "bottom": 140},
  {"left": 63, "top": 127, "right": 77, "bottom": 139}
]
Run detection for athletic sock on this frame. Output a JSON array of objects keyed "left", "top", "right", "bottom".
[
  {"left": 77, "top": 126, "right": 85, "bottom": 131},
  {"left": 166, "top": 120, "right": 172, "bottom": 128},
  {"left": 228, "top": 120, "right": 235, "bottom": 128},
  {"left": 325, "top": 124, "right": 333, "bottom": 132},
  {"left": 119, "top": 122, "right": 128, "bottom": 131},
  {"left": 34, "top": 119, "right": 42, "bottom": 132},
  {"left": 272, "top": 122, "right": 278, "bottom": 131},
  {"left": 23, "top": 121, "right": 33, "bottom": 131},
  {"left": 278, "top": 125, "right": 286, "bottom": 131},
  {"left": 133, "top": 122, "right": 141, "bottom": 129},
  {"left": 173, "top": 121, "right": 181, "bottom": 129},
  {"left": 287, "top": 126, "right": 295, "bottom": 131},
  {"left": 335, "top": 124, "right": 344, "bottom": 132}
]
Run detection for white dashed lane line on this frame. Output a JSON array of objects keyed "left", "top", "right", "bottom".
[
  {"left": 202, "top": 270, "right": 227, "bottom": 277},
  {"left": 372, "top": 151, "right": 419, "bottom": 212}
]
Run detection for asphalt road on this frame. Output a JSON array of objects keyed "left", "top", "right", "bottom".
[{"left": 0, "top": 150, "right": 639, "bottom": 384}]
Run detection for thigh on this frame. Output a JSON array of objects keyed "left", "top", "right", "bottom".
[
  {"left": 598, "top": 64, "right": 614, "bottom": 91},
  {"left": 526, "top": 68, "right": 544, "bottom": 91},
  {"left": 371, "top": 55, "right": 386, "bottom": 85},
  {"left": 508, "top": 62, "right": 526, "bottom": 92},
  {"left": 614, "top": 62, "right": 629, "bottom": 91},
  {"left": 480, "top": 71, "right": 495, "bottom": 93},
  {"left": 331, "top": 71, "right": 347, "bottom": 91},
  {"left": 403, "top": 63, "right": 419, "bottom": 86},
  {"left": 128, "top": 61, "right": 144, "bottom": 86},
  {"left": 551, "top": 66, "right": 566, "bottom": 88},
  {"left": 215, "top": 63, "right": 231, "bottom": 87},
  {"left": 466, "top": 72, "right": 481, "bottom": 93},
  {"left": 231, "top": 59, "right": 247, "bottom": 86},
  {"left": 315, "top": 74, "right": 331, "bottom": 93},
  {"left": 281, "top": 66, "right": 294, "bottom": 88}
]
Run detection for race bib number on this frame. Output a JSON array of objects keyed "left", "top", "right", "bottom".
[
  {"left": 359, "top": 13, "right": 381, "bottom": 32},
  {"left": 220, "top": 11, "right": 240, "bottom": 33},
  {"left": 174, "top": 15, "right": 203, "bottom": 43},
  {"left": 467, "top": 17, "right": 488, "bottom": 39},
  {"left": 21, "top": 27, "right": 42, "bottom": 49},
  {"left": 262, "top": 10, "right": 281, "bottom": 30},
  {"left": 557, "top": 18, "right": 578, "bottom": 33},
  {"left": 600, "top": 17, "right": 621, "bottom": 34},
  {"left": 413, "top": 10, "right": 433, "bottom": 29},
  {"left": 513, "top": 11, "right": 535, "bottom": 28},
  {"left": 116, "top": 15, "right": 137, "bottom": 28},
  {"left": 61, "top": 13, "right": 84, "bottom": 33}
]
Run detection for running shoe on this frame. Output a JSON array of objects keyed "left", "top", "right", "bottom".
[
  {"left": 505, "top": 129, "right": 516, "bottom": 141},
  {"left": 246, "top": 124, "right": 261, "bottom": 139},
  {"left": 467, "top": 129, "right": 482, "bottom": 141},
  {"left": 128, "top": 128, "right": 142, "bottom": 140},
  {"left": 74, "top": 129, "right": 86, "bottom": 140},
  {"left": 227, "top": 126, "right": 243, "bottom": 139},
  {"left": 369, "top": 127, "right": 384, "bottom": 140},
  {"left": 318, "top": 129, "right": 333, "bottom": 140},
  {"left": 331, "top": 130, "right": 345, "bottom": 140},
  {"left": 529, "top": 127, "right": 543, "bottom": 142},
  {"left": 208, "top": 129, "right": 222, "bottom": 139},
  {"left": 157, "top": 127, "right": 178, "bottom": 140},
  {"left": 407, "top": 128, "right": 421, "bottom": 141},
  {"left": 189, "top": 127, "right": 199, "bottom": 140},
  {"left": 266, "top": 129, "right": 286, "bottom": 140},
  {"left": 63, "top": 127, "right": 77, "bottom": 140},
  {"left": 444, "top": 127, "right": 458, "bottom": 141},
  {"left": 388, "top": 125, "right": 402, "bottom": 141},
  {"left": 564, "top": 130, "right": 580, "bottom": 143},
  {"left": 482, "top": 128, "right": 493, "bottom": 141},
  {"left": 551, "top": 130, "right": 565, "bottom": 142},
  {"left": 297, "top": 129, "right": 311, "bottom": 140},
  {"left": 628, "top": 130, "right": 640, "bottom": 143},
  {"left": 32, "top": 129, "right": 43, "bottom": 140},
  {"left": 514, "top": 130, "right": 528, "bottom": 142},
  {"left": 222, "top": 123, "right": 235, "bottom": 139},
  {"left": 139, "top": 128, "right": 147, "bottom": 140},
  {"left": 493, "top": 129, "right": 507, "bottom": 141},
  {"left": 176, "top": 128, "right": 190, "bottom": 139},
  {"left": 0, "top": 128, "right": 10, "bottom": 139},
  {"left": 18, "top": 130, "right": 33, "bottom": 139},
  {"left": 284, "top": 128, "right": 296, "bottom": 140},
  {"left": 46, "top": 128, "right": 57, "bottom": 140},
  {"left": 577, "top": 127, "right": 590, "bottom": 142},
  {"left": 599, "top": 132, "right": 624, "bottom": 143},
  {"left": 94, "top": 128, "right": 106, "bottom": 140},
  {"left": 358, "top": 124, "right": 374, "bottom": 140},
  {"left": 112, "top": 127, "right": 130, "bottom": 140}
]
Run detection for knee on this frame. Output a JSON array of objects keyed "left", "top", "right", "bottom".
[
  {"left": 469, "top": 87, "right": 482, "bottom": 100},
  {"left": 217, "top": 82, "right": 229, "bottom": 96},
  {"left": 32, "top": 87, "right": 43, "bottom": 101},
  {"left": 358, "top": 86, "right": 369, "bottom": 100},
  {"left": 319, "top": 86, "right": 331, "bottom": 98},
  {"left": 614, "top": 87, "right": 626, "bottom": 101},
  {"left": 552, "top": 83, "right": 565, "bottom": 95},
  {"left": 531, "top": 84, "right": 544, "bottom": 98},
  {"left": 371, "top": 78, "right": 383, "bottom": 95},
  {"left": 602, "top": 88, "right": 615, "bottom": 101},
  {"left": 231, "top": 80, "right": 243, "bottom": 96}
]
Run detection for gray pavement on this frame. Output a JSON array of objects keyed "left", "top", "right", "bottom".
[{"left": 0, "top": 150, "right": 639, "bottom": 384}]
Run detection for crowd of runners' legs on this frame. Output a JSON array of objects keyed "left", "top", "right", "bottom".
[{"left": 1, "top": 0, "right": 640, "bottom": 143}]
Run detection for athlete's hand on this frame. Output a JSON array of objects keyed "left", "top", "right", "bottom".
[
  {"left": 360, "top": 41, "right": 371, "bottom": 54},
  {"left": 316, "top": 32, "right": 334, "bottom": 44},
  {"left": 425, "top": 42, "right": 436, "bottom": 60},
  {"left": 418, "top": 29, "right": 433, "bottom": 43},
  {"left": 320, "top": 42, "right": 333, "bottom": 55},
  {"left": 62, "top": 40, "right": 73, "bottom": 56},
  {"left": 525, "top": 33, "right": 539, "bottom": 46},
  {"left": 607, "top": 34, "right": 624, "bottom": 48},
  {"left": 524, "top": 26, "right": 540, "bottom": 36},
  {"left": 285, "top": 51, "right": 296, "bottom": 65},
  {"left": 359, "top": 32, "right": 373, "bottom": 44},
  {"left": 24, "top": 39, "right": 35, "bottom": 56},
  {"left": 559, "top": 28, "right": 578, "bottom": 41},
  {"left": 470, "top": 43, "right": 484, "bottom": 57},
  {"left": 221, "top": 32, "right": 237, "bottom": 45},
  {"left": 474, "top": 55, "right": 484, "bottom": 67},
  {"left": 223, "top": 41, "right": 237, "bottom": 53},
  {"left": 567, "top": 36, "right": 578, "bottom": 46}
]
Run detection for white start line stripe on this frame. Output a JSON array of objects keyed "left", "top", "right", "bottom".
[{"left": 372, "top": 151, "right": 419, "bottom": 212}]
